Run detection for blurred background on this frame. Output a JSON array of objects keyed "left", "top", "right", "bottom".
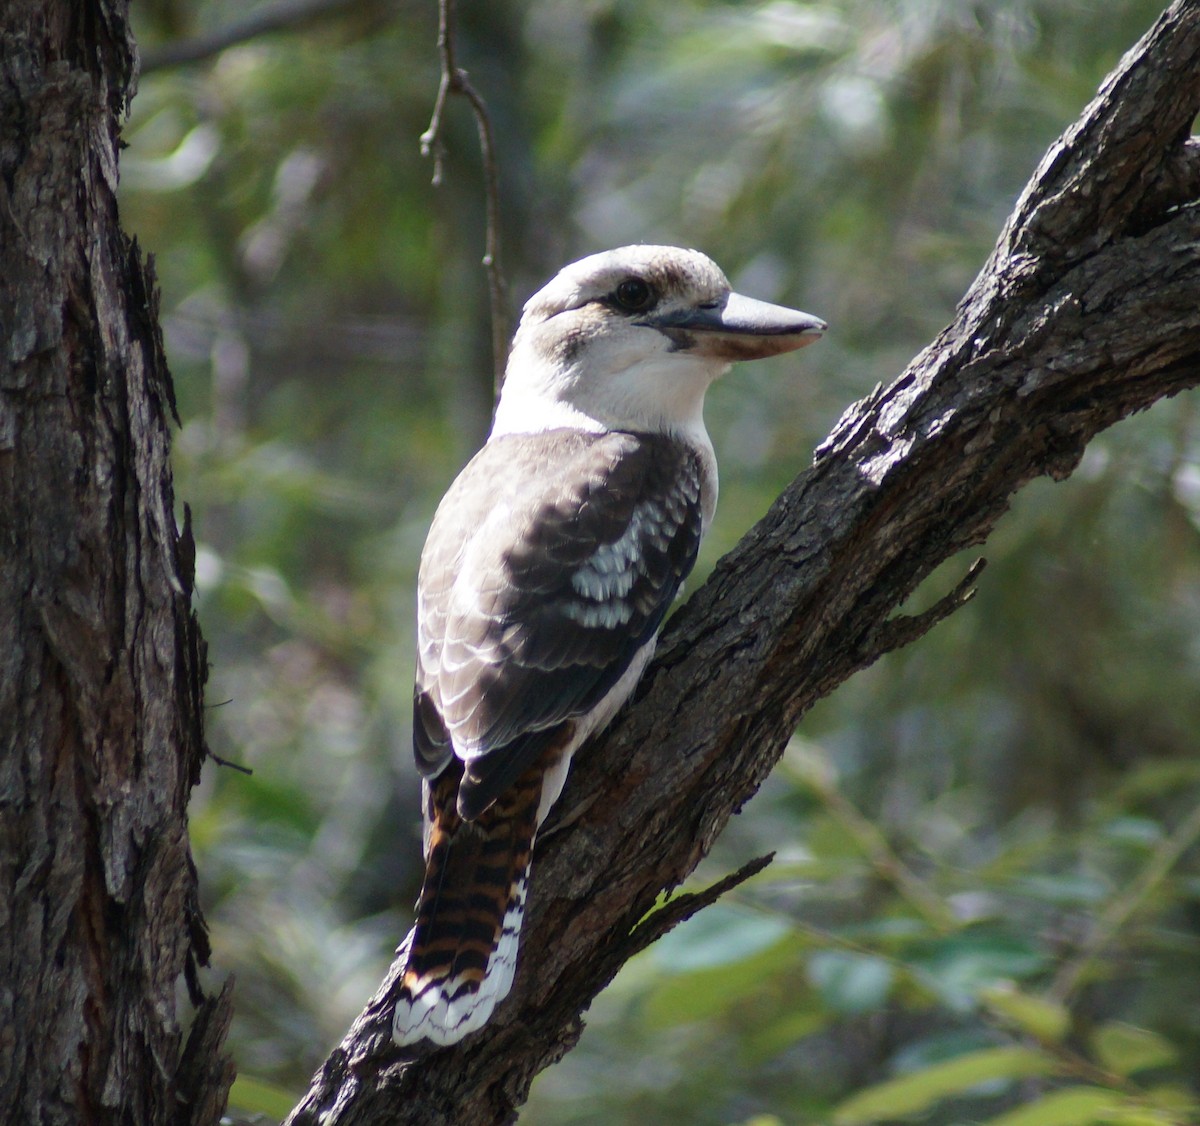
[{"left": 125, "top": 2, "right": 1200, "bottom": 1122}]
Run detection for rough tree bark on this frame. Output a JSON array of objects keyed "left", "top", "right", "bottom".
[
  {"left": 284, "top": 2, "right": 1200, "bottom": 1123},
  {"left": 0, "top": 3, "right": 233, "bottom": 1124}
]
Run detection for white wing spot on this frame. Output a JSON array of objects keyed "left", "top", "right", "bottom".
[
  {"left": 561, "top": 597, "right": 634, "bottom": 628},
  {"left": 569, "top": 505, "right": 662, "bottom": 606}
]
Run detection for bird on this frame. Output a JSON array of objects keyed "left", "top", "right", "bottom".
[{"left": 392, "top": 245, "right": 825, "bottom": 1046}]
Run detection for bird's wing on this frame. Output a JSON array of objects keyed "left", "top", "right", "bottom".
[{"left": 413, "top": 428, "right": 704, "bottom": 819}]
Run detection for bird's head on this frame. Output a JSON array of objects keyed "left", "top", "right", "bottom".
[{"left": 492, "top": 245, "right": 825, "bottom": 439}]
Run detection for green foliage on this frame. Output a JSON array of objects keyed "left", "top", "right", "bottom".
[
  {"left": 123, "top": 1, "right": 1200, "bottom": 1122},
  {"left": 227, "top": 1074, "right": 300, "bottom": 1122},
  {"left": 535, "top": 740, "right": 1200, "bottom": 1123},
  {"left": 833, "top": 1046, "right": 1055, "bottom": 1124}
]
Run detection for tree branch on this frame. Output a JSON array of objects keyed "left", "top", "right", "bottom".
[
  {"left": 285, "top": 2, "right": 1200, "bottom": 1122},
  {"left": 419, "top": 0, "right": 510, "bottom": 401}
]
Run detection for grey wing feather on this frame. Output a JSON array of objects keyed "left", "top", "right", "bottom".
[{"left": 412, "top": 429, "right": 704, "bottom": 818}]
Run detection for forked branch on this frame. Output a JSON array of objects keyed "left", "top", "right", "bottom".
[{"left": 420, "top": 0, "right": 510, "bottom": 399}]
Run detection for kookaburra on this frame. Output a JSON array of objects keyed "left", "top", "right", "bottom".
[{"left": 393, "top": 245, "right": 824, "bottom": 1046}]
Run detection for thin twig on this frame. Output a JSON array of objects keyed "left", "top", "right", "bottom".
[
  {"left": 1050, "top": 797, "right": 1200, "bottom": 1002},
  {"left": 624, "top": 852, "right": 775, "bottom": 958},
  {"left": 868, "top": 557, "right": 987, "bottom": 659},
  {"left": 204, "top": 750, "right": 254, "bottom": 775},
  {"left": 419, "top": 0, "right": 510, "bottom": 400}
]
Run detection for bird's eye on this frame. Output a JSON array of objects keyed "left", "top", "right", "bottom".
[{"left": 612, "top": 277, "right": 654, "bottom": 312}]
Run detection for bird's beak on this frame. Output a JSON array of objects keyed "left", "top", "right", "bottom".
[{"left": 648, "top": 292, "right": 827, "bottom": 361}]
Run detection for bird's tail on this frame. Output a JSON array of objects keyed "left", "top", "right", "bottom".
[{"left": 392, "top": 765, "right": 542, "bottom": 1047}]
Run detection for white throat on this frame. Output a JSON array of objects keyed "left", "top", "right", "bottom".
[
  {"left": 489, "top": 339, "right": 722, "bottom": 530},
  {"left": 490, "top": 337, "right": 725, "bottom": 446}
]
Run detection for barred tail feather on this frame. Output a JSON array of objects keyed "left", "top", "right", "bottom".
[
  {"left": 392, "top": 869, "right": 530, "bottom": 1045},
  {"left": 393, "top": 769, "right": 540, "bottom": 1047}
]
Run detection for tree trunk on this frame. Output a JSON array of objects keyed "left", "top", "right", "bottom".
[
  {"left": 0, "top": 3, "right": 232, "bottom": 1124},
  {"left": 285, "top": 2, "right": 1200, "bottom": 1123}
]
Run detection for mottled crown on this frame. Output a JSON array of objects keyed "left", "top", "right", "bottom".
[{"left": 521, "top": 245, "right": 731, "bottom": 323}]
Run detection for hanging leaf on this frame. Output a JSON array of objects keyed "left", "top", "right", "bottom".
[
  {"left": 1092, "top": 1022, "right": 1178, "bottom": 1077},
  {"left": 832, "top": 1046, "right": 1054, "bottom": 1124},
  {"left": 982, "top": 983, "right": 1071, "bottom": 1043},
  {"left": 981, "top": 1086, "right": 1122, "bottom": 1126}
]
